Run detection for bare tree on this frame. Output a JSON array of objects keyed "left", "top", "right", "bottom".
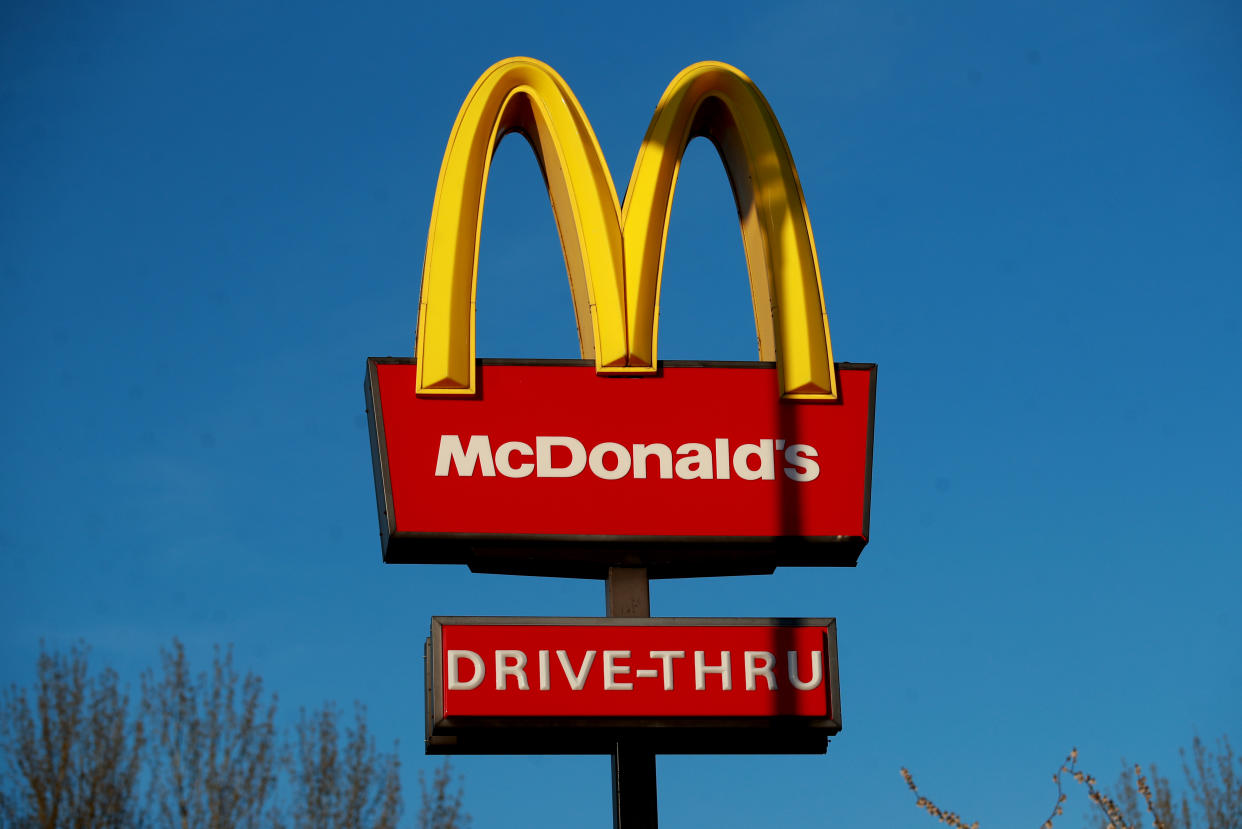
[
  {"left": 3, "top": 640, "right": 467, "bottom": 829},
  {"left": 0, "top": 641, "right": 144, "bottom": 829},
  {"left": 277, "top": 701, "right": 402, "bottom": 829},
  {"left": 140, "top": 639, "right": 278, "bottom": 829},
  {"left": 1088, "top": 735, "right": 1241, "bottom": 829},
  {"left": 902, "top": 735, "right": 1240, "bottom": 829},
  {"left": 1087, "top": 757, "right": 1188, "bottom": 829},
  {"left": 418, "top": 758, "right": 470, "bottom": 829}
]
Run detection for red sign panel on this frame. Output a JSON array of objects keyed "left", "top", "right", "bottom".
[
  {"left": 427, "top": 617, "right": 841, "bottom": 753},
  {"left": 367, "top": 359, "right": 876, "bottom": 576}
]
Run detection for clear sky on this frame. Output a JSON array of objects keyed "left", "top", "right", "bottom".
[{"left": 2, "top": 0, "right": 1239, "bottom": 825}]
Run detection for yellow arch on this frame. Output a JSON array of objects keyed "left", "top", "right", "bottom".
[
  {"left": 416, "top": 58, "right": 628, "bottom": 394},
  {"left": 416, "top": 58, "right": 836, "bottom": 399},
  {"left": 621, "top": 62, "right": 836, "bottom": 399}
]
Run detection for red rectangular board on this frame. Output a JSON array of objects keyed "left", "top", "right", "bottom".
[
  {"left": 429, "top": 617, "right": 840, "bottom": 733},
  {"left": 366, "top": 359, "right": 876, "bottom": 576}
]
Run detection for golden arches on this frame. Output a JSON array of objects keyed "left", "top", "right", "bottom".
[
  {"left": 416, "top": 58, "right": 628, "bottom": 394},
  {"left": 622, "top": 62, "right": 836, "bottom": 399},
  {"left": 416, "top": 57, "right": 836, "bottom": 399}
]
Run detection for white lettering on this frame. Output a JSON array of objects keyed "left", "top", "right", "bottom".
[
  {"left": 674, "top": 444, "right": 713, "bottom": 480},
  {"left": 495, "top": 650, "right": 529, "bottom": 691},
  {"left": 783, "top": 444, "right": 820, "bottom": 482},
  {"left": 632, "top": 444, "right": 673, "bottom": 479},
  {"left": 787, "top": 650, "right": 823, "bottom": 690},
  {"left": 714, "top": 438, "right": 731, "bottom": 479},
  {"left": 536, "top": 436, "right": 586, "bottom": 478},
  {"left": 649, "top": 650, "right": 685, "bottom": 691},
  {"left": 434, "top": 435, "right": 821, "bottom": 483},
  {"left": 744, "top": 651, "right": 778, "bottom": 691},
  {"left": 694, "top": 650, "right": 732, "bottom": 691},
  {"left": 588, "top": 442, "right": 631, "bottom": 480},
  {"left": 603, "top": 650, "right": 632, "bottom": 690},
  {"left": 447, "top": 650, "right": 484, "bottom": 691},
  {"left": 495, "top": 440, "right": 534, "bottom": 477},
  {"left": 733, "top": 439, "right": 776, "bottom": 480},
  {"left": 538, "top": 649, "right": 550, "bottom": 691},
  {"left": 452, "top": 647, "right": 819, "bottom": 694},
  {"left": 435, "top": 435, "right": 495, "bottom": 477},
  {"left": 557, "top": 650, "right": 596, "bottom": 691}
]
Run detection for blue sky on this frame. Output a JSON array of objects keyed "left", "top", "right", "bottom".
[{"left": 2, "top": 0, "right": 1239, "bottom": 825}]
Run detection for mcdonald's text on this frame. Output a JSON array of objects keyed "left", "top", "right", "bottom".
[{"left": 434, "top": 435, "right": 821, "bottom": 482}]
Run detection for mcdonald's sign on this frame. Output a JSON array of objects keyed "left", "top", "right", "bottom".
[{"left": 366, "top": 58, "right": 876, "bottom": 577}]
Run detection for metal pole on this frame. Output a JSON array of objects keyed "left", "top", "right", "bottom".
[{"left": 606, "top": 567, "right": 658, "bottom": 829}]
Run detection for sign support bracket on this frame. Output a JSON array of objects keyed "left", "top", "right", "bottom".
[{"left": 606, "top": 566, "right": 658, "bottom": 828}]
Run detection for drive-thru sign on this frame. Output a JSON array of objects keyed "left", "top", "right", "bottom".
[{"left": 426, "top": 618, "right": 840, "bottom": 754}]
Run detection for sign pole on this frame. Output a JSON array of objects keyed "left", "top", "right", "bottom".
[{"left": 606, "top": 567, "right": 658, "bottom": 828}]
